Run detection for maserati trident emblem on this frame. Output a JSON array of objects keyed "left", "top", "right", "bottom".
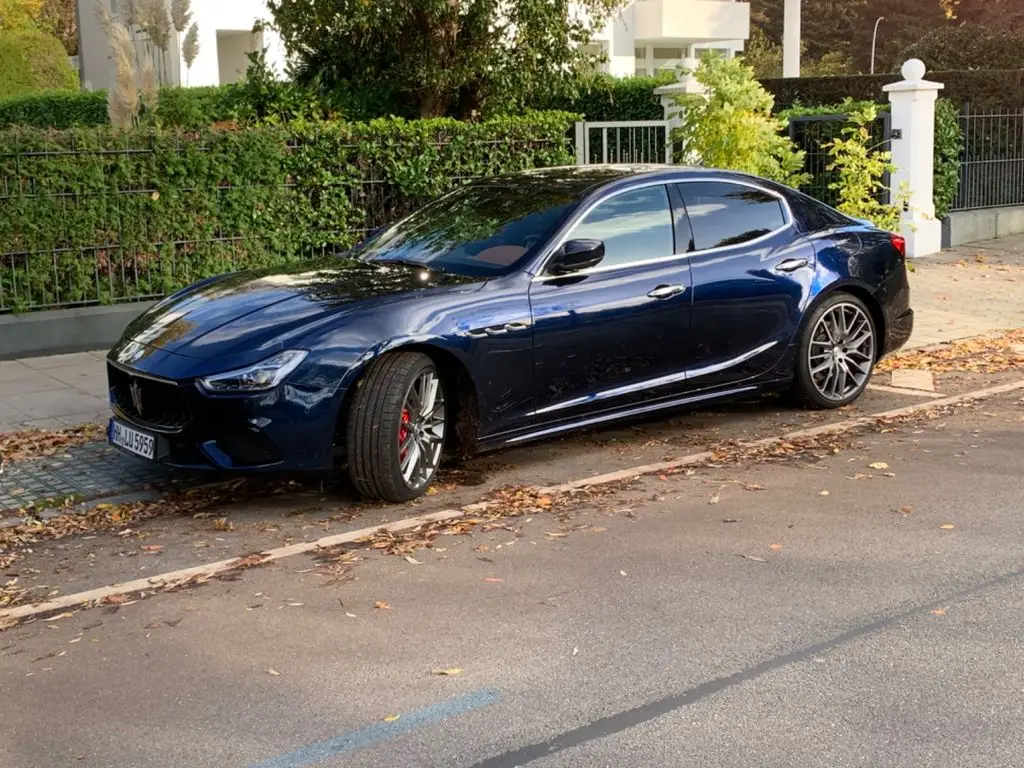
[{"left": 129, "top": 380, "right": 144, "bottom": 415}]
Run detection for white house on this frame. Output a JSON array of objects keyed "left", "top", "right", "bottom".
[
  {"left": 586, "top": 0, "right": 750, "bottom": 77},
  {"left": 76, "top": 0, "right": 748, "bottom": 91},
  {"left": 76, "top": 0, "right": 287, "bottom": 91}
]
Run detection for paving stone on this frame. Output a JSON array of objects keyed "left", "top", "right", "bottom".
[
  {"left": 890, "top": 369, "right": 936, "bottom": 392},
  {"left": 0, "top": 442, "right": 205, "bottom": 513}
]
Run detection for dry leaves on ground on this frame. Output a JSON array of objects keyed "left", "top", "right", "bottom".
[
  {"left": 0, "top": 423, "right": 105, "bottom": 466},
  {"left": 877, "top": 329, "right": 1024, "bottom": 373}
]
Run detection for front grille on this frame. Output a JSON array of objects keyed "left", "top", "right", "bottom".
[{"left": 108, "top": 363, "right": 191, "bottom": 430}]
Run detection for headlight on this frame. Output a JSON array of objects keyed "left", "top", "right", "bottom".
[{"left": 198, "top": 350, "right": 309, "bottom": 393}]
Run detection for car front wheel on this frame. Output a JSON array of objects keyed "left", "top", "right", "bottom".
[
  {"left": 792, "top": 293, "right": 877, "bottom": 409},
  {"left": 346, "top": 352, "right": 447, "bottom": 501}
]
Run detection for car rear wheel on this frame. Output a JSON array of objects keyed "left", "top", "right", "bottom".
[
  {"left": 792, "top": 293, "right": 877, "bottom": 409},
  {"left": 346, "top": 352, "right": 447, "bottom": 501}
]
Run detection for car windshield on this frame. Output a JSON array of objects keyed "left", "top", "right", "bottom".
[{"left": 357, "top": 180, "right": 580, "bottom": 277}]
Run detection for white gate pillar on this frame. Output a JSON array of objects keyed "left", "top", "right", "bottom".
[
  {"left": 883, "top": 59, "right": 944, "bottom": 258},
  {"left": 654, "top": 57, "right": 705, "bottom": 163}
]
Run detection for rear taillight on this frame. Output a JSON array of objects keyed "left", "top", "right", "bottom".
[{"left": 890, "top": 233, "right": 906, "bottom": 260}]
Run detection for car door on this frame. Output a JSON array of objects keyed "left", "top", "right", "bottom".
[
  {"left": 678, "top": 179, "right": 817, "bottom": 392},
  {"left": 527, "top": 183, "right": 693, "bottom": 428}
]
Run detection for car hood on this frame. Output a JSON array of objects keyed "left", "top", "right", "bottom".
[{"left": 116, "top": 258, "right": 480, "bottom": 361}]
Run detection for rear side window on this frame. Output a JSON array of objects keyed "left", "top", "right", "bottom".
[{"left": 677, "top": 181, "right": 787, "bottom": 251}]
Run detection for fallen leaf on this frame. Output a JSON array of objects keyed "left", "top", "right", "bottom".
[
  {"left": 405, "top": 555, "right": 422, "bottom": 565},
  {"left": 213, "top": 518, "right": 235, "bottom": 532},
  {"left": 819, "top": 490, "right": 830, "bottom": 496},
  {"left": 868, "top": 462, "right": 890, "bottom": 470},
  {"left": 374, "top": 601, "right": 391, "bottom": 609},
  {"left": 266, "top": 668, "right": 280, "bottom": 676},
  {"left": 141, "top": 544, "right": 163, "bottom": 553},
  {"left": 883, "top": 472, "right": 896, "bottom": 478},
  {"left": 536, "top": 496, "right": 553, "bottom": 509},
  {"left": 769, "top": 543, "right": 784, "bottom": 551},
  {"left": 721, "top": 518, "right": 742, "bottom": 524},
  {"left": 383, "top": 715, "right": 400, "bottom": 723},
  {"left": 708, "top": 491, "right": 721, "bottom": 504},
  {"left": 587, "top": 526, "right": 608, "bottom": 533},
  {"left": 572, "top": 646, "right": 580, "bottom": 657},
  {"left": 619, "top": 570, "right": 628, "bottom": 576},
  {"left": 545, "top": 532, "right": 568, "bottom": 538},
  {"left": 286, "top": 602, "right": 304, "bottom": 607},
  {"left": 898, "top": 505, "right": 914, "bottom": 515},
  {"left": 430, "top": 667, "right": 462, "bottom": 676},
  {"left": 848, "top": 473, "right": 868, "bottom": 480},
  {"left": 743, "top": 483, "right": 765, "bottom": 491},
  {"left": 738, "top": 554, "right": 767, "bottom": 563},
  {"left": 939, "top": 523, "right": 956, "bottom": 530},
  {"left": 345, "top": 612, "right": 357, "bottom": 618},
  {"left": 483, "top": 577, "right": 503, "bottom": 583},
  {"left": 931, "top": 607, "right": 947, "bottom": 616}
]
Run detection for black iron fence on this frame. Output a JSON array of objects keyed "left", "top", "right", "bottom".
[
  {"left": 787, "top": 112, "right": 892, "bottom": 207},
  {"left": 0, "top": 126, "right": 573, "bottom": 313},
  {"left": 953, "top": 106, "right": 1024, "bottom": 211}
]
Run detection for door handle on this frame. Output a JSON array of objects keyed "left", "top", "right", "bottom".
[
  {"left": 647, "top": 284, "right": 685, "bottom": 299},
  {"left": 773, "top": 258, "right": 809, "bottom": 273}
]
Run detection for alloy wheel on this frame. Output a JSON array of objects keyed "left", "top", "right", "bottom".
[
  {"left": 398, "top": 369, "right": 446, "bottom": 488},
  {"left": 807, "top": 302, "right": 875, "bottom": 402}
]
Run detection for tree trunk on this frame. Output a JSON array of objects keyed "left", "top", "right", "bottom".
[{"left": 418, "top": 91, "right": 451, "bottom": 118}]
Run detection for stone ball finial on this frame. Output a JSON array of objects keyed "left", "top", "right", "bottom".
[{"left": 902, "top": 59, "right": 927, "bottom": 81}]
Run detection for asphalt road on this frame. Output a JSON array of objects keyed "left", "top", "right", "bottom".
[{"left": 1, "top": 390, "right": 1023, "bottom": 768}]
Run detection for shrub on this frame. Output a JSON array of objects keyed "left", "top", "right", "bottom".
[
  {"left": 0, "top": 112, "right": 578, "bottom": 312},
  {"left": 0, "top": 28, "right": 78, "bottom": 99},
  {"left": 823, "top": 103, "right": 903, "bottom": 232},
  {"left": 762, "top": 70, "right": 1024, "bottom": 112},
  {"left": 671, "top": 55, "right": 809, "bottom": 187},
  {"left": 0, "top": 90, "right": 106, "bottom": 128},
  {"left": 530, "top": 73, "right": 674, "bottom": 121},
  {"left": 933, "top": 98, "right": 963, "bottom": 220}
]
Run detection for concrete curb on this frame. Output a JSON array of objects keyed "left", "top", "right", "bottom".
[{"left": 4, "top": 377, "right": 1022, "bottom": 626}]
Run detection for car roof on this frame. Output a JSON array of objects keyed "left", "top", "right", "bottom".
[{"left": 480, "top": 164, "right": 779, "bottom": 199}]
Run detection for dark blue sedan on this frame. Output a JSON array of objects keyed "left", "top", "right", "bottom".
[{"left": 107, "top": 165, "right": 913, "bottom": 501}]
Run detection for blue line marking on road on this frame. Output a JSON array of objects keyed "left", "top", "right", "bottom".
[{"left": 249, "top": 688, "right": 502, "bottom": 768}]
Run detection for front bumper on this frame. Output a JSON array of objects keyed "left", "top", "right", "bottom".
[{"left": 106, "top": 361, "right": 340, "bottom": 473}]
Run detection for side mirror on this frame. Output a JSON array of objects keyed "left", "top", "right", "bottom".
[{"left": 548, "top": 239, "right": 605, "bottom": 275}]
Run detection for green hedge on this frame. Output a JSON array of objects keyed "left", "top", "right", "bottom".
[
  {"left": 530, "top": 73, "right": 675, "bottom": 121},
  {"left": 763, "top": 69, "right": 1024, "bottom": 111},
  {"left": 0, "top": 112, "right": 577, "bottom": 312},
  {"left": 0, "top": 85, "right": 246, "bottom": 130}
]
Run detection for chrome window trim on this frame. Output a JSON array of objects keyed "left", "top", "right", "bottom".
[{"left": 529, "top": 175, "right": 794, "bottom": 282}]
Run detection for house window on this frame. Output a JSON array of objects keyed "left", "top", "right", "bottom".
[
  {"left": 634, "top": 46, "right": 648, "bottom": 76},
  {"left": 652, "top": 46, "right": 684, "bottom": 74}
]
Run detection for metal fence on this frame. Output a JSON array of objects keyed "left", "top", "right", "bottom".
[
  {"left": 574, "top": 121, "right": 673, "bottom": 166},
  {"left": 787, "top": 112, "right": 892, "bottom": 207},
  {"left": 0, "top": 133, "right": 570, "bottom": 313},
  {"left": 953, "top": 106, "right": 1024, "bottom": 212}
]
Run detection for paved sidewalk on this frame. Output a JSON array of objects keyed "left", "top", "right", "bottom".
[{"left": 1, "top": 235, "right": 1023, "bottom": 435}]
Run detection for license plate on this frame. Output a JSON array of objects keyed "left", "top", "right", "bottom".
[{"left": 109, "top": 419, "right": 156, "bottom": 460}]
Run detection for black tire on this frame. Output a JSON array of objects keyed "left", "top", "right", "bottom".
[
  {"left": 346, "top": 352, "right": 446, "bottom": 502},
  {"left": 791, "top": 292, "right": 877, "bottom": 410}
]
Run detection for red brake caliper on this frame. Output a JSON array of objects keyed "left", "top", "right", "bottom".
[{"left": 398, "top": 408, "right": 411, "bottom": 458}]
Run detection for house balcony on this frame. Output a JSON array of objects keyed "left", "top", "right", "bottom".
[{"left": 633, "top": 0, "right": 750, "bottom": 43}]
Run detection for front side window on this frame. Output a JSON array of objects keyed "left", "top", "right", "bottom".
[
  {"left": 678, "top": 181, "right": 787, "bottom": 251},
  {"left": 564, "top": 185, "right": 675, "bottom": 270}
]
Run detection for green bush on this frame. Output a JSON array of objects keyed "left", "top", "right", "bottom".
[
  {"left": 0, "top": 85, "right": 251, "bottom": 129},
  {"left": 762, "top": 70, "right": 1024, "bottom": 111},
  {"left": 0, "top": 90, "right": 106, "bottom": 129},
  {"left": 530, "top": 73, "right": 675, "bottom": 121},
  {"left": 0, "top": 112, "right": 577, "bottom": 312},
  {"left": 0, "top": 29, "right": 78, "bottom": 99},
  {"left": 933, "top": 98, "right": 963, "bottom": 220}
]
